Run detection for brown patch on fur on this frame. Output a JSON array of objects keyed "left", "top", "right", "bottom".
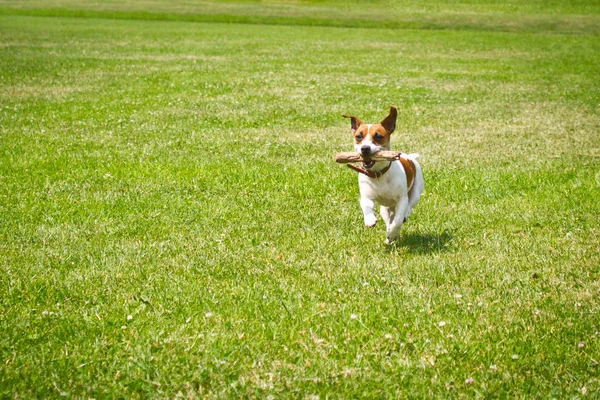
[
  {"left": 399, "top": 158, "right": 416, "bottom": 189},
  {"left": 371, "top": 125, "right": 391, "bottom": 149},
  {"left": 352, "top": 124, "right": 391, "bottom": 149}
]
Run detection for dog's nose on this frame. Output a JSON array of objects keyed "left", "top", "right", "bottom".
[{"left": 360, "top": 145, "right": 371, "bottom": 155}]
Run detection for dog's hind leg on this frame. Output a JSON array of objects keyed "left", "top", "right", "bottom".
[
  {"left": 405, "top": 158, "right": 424, "bottom": 221},
  {"left": 385, "top": 197, "right": 409, "bottom": 244},
  {"left": 380, "top": 205, "right": 394, "bottom": 228}
]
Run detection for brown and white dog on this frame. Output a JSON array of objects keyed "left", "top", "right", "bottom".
[{"left": 343, "top": 106, "right": 424, "bottom": 244}]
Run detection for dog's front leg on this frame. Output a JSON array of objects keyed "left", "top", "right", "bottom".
[
  {"left": 360, "top": 197, "right": 378, "bottom": 227},
  {"left": 385, "top": 197, "right": 409, "bottom": 244}
]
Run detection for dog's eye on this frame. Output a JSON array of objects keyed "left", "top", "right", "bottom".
[
  {"left": 373, "top": 133, "right": 383, "bottom": 142},
  {"left": 355, "top": 134, "right": 363, "bottom": 142}
]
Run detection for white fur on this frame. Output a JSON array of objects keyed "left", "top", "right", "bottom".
[{"left": 357, "top": 153, "right": 424, "bottom": 244}]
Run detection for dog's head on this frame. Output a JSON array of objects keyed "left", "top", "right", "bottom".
[{"left": 343, "top": 106, "right": 397, "bottom": 168}]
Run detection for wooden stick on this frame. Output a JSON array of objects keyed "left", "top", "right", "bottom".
[{"left": 335, "top": 151, "right": 402, "bottom": 164}]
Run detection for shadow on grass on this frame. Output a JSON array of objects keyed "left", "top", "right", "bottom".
[{"left": 387, "top": 229, "right": 453, "bottom": 254}]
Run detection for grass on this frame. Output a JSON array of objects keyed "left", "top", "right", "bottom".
[
  {"left": 1, "top": 1, "right": 599, "bottom": 397},
  {"left": 2, "top": 0, "right": 600, "bottom": 34}
]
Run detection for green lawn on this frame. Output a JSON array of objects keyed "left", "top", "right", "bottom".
[{"left": 1, "top": 1, "right": 599, "bottom": 397}]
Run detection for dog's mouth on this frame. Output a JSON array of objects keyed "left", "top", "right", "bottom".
[{"left": 362, "top": 160, "right": 375, "bottom": 169}]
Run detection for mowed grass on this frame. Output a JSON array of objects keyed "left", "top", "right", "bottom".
[
  {"left": 1, "top": 2, "right": 599, "bottom": 397},
  {"left": 2, "top": 0, "right": 600, "bottom": 35}
]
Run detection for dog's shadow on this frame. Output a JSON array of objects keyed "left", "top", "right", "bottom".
[{"left": 386, "top": 229, "right": 453, "bottom": 254}]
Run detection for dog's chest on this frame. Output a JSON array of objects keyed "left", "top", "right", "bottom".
[{"left": 358, "top": 168, "right": 405, "bottom": 207}]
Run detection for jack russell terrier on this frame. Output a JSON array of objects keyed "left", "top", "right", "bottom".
[{"left": 343, "top": 106, "right": 424, "bottom": 244}]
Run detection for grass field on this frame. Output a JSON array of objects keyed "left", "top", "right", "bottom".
[{"left": 1, "top": 0, "right": 599, "bottom": 397}]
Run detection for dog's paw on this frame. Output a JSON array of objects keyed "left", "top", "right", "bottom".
[
  {"left": 385, "top": 234, "right": 399, "bottom": 245},
  {"left": 364, "top": 214, "right": 378, "bottom": 228}
]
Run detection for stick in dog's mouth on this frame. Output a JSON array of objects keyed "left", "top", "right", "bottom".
[{"left": 334, "top": 151, "right": 402, "bottom": 164}]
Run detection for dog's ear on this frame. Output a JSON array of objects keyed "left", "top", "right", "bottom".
[
  {"left": 380, "top": 105, "right": 397, "bottom": 134},
  {"left": 342, "top": 114, "right": 362, "bottom": 133}
]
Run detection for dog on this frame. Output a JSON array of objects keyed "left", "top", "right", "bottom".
[{"left": 343, "top": 106, "right": 424, "bottom": 244}]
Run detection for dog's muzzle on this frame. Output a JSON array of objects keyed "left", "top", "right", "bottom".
[
  {"left": 360, "top": 146, "right": 376, "bottom": 169},
  {"left": 362, "top": 160, "right": 375, "bottom": 169},
  {"left": 360, "top": 145, "right": 372, "bottom": 155}
]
